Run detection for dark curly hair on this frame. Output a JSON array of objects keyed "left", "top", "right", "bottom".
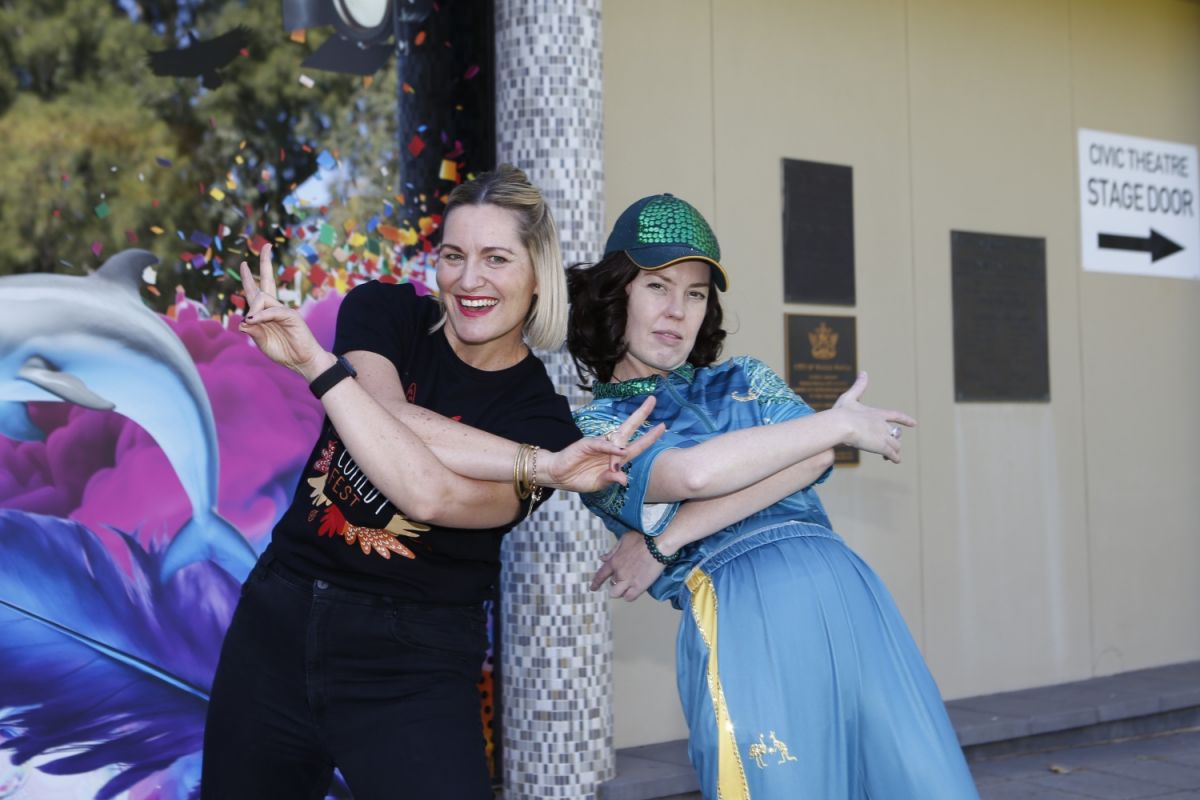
[{"left": 567, "top": 252, "right": 726, "bottom": 387}]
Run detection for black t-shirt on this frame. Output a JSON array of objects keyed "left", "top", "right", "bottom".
[{"left": 270, "top": 281, "right": 580, "bottom": 603}]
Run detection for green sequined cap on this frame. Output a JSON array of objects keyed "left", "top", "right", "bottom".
[
  {"left": 635, "top": 196, "right": 721, "bottom": 261},
  {"left": 602, "top": 193, "right": 729, "bottom": 290}
]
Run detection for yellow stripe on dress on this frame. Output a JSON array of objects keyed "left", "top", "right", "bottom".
[{"left": 686, "top": 567, "right": 751, "bottom": 800}]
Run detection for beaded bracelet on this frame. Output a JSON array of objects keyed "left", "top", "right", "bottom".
[{"left": 643, "top": 533, "right": 680, "bottom": 565}]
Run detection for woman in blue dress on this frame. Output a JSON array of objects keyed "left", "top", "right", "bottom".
[{"left": 568, "top": 194, "right": 978, "bottom": 799}]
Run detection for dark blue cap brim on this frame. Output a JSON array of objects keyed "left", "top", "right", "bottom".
[{"left": 624, "top": 245, "right": 729, "bottom": 291}]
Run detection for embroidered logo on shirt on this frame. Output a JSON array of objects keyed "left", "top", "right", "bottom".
[{"left": 747, "top": 731, "right": 798, "bottom": 769}]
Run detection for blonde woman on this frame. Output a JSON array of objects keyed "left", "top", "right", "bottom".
[{"left": 202, "top": 165, "right": 660, "bottom": 800}]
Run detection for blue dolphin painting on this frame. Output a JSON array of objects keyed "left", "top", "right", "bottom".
[{"left": 0, "top": 249, "right": 256, "bottom": 581}]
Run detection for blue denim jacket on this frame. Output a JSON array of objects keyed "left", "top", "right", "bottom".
[{"left": 574, "top": 356, "right": 832, "bottom": 607}]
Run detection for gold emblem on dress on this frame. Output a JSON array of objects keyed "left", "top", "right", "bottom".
[{"left": 747, "top": 731, "right": 798, "bottom": 769}]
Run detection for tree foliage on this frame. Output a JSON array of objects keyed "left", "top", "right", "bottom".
[{"left": 0, "top": 0, "right": 398, "bottom": 310}]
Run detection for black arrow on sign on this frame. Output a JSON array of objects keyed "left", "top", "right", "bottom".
[{"left": 1097, "top": 229, "right": 1183, "bottom": 262}]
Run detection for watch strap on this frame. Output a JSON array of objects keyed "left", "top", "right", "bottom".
[{"left": 309, "top": 355, "right": 357, "bottom": 399}]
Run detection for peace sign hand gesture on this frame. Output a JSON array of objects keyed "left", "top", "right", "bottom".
[
  {"left": 239, "top": 245, "right": 330, "bottom": 381},
  {"left": 540, "top": 397, "right": 665, "bottom": 493}
]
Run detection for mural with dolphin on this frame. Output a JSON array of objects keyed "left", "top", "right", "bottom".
[{"left": 0, "top": 250, "right": 343, "bottom": 798}]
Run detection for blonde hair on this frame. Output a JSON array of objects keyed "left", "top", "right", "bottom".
[{"left": 433, "top": 164, "right": 567, "bottom": 351}]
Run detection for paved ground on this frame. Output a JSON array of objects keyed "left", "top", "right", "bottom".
[
  {"left": 655, "top": 729, "right": 1200, "bottom": 799},
  {"left": 972, "top": 728, "right": 1200, "bottom": 799}
]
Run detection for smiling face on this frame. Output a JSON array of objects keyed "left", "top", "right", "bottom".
[
  {"left": 435, "top": 203, "right": 537, "bottom": 370},
  {"left": 612, "top": 260, "right": 712, "bottom": 381}
]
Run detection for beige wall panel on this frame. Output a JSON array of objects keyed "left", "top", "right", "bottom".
[
  {"left": 603, "top": 0, "right": 716, "bottom": 749},
  {"left": 707, "top": 1, "right": 927, "bottom": 648},
  {"left": 1068, "top": 0, "right": 1200, "bottom": 674},
  {"left": 906, "top": 0, "right": 1093, "bottom": 696},
  {"left": 602, "top": 0, "right": 717, "bottom": 223},
  {"left": 601, "top": 0, "right": 1200, "bottom": 748}
]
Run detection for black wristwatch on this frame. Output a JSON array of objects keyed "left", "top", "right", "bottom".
[{"left": 309, "top": 355, "right": 358, "bottom": 399}]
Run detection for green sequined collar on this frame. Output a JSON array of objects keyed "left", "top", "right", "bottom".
[{"left": 593, "top": 362, "right": 695, "bottom": 398}]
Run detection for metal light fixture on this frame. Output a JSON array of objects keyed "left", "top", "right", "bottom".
[{"left": 283, "top": 0, "right": 434, "bottom": 75}]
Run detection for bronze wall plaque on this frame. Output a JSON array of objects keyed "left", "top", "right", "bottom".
[
  {"left": 785, "top": 314, "right": 859, "bottom": 465},
  {"left": 950, "top": 231, "right": 1050, "bottom": 402},
  {"left": 782, "top": 158, "right": 856, "bottom": 306}
]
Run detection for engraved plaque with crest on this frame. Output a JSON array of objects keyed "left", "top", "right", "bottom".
[{"left": 785, "top": 314, "right": 859, "bottom": 465}]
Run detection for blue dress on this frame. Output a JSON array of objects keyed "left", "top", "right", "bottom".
[{"left": 575, "top": 357, "right": 978, "bottom": 799}]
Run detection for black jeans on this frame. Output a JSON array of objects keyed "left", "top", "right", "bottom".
[{"left": 201, "top": 550, "right": 492, "bottom": 800}]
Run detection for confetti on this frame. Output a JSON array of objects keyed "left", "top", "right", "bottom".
[
  {"left": 289, "top": 29, "right": 307, "bottom": 43},
  {"left": 94, "top": 202, "right": 110, "bottom": 219},
  {"left": 403, "top": 82, "right": 415, "bottom": 94},
  {"left": 464, "top": 64, "right": 480, "bottom": 80},
  {"left": 299, "top": 74, "right": 315, "bottom": 88},
  {"left": 210, "top": 187, "right": 226, "bottom": 201},
  {"left": 316, "top": 150, "right": 337, "bottom": 171},
  {"left": 142, "top": 266, "right": 157, "bottom": 284},
  {"left": 415, "top": 31, "right": 427, "bottom": 46},
  {"left": 318, "top": 223, "right": 337, "bottom": 246},
  {"left": 408, "top": 135, "right": 425, "bottom": 157},
  {"left": 92, "top": 241, "right": 103, "bottom": 257},
  {"left": 156, "top": 157, "right": 173, "bottom": 168},
  {"left": 439, "top": 159, "right": 458, "bottom": 182}
]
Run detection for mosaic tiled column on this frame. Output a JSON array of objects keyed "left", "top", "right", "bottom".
[{"left": 494, "top": 1, "right": 612, "bottom": 797}]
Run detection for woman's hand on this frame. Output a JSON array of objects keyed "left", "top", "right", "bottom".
[
  {"left": 590, "top": 530, "right": 665, "bottom": 602},
  {"left": 832, "top": 371, "right": 916, "bottom": 463},
  {"left": 540, "top": 397, "right": 665, "bottom": 493},
  {"left": 238, "top": 245, "right": 331, "bottom": 381}
]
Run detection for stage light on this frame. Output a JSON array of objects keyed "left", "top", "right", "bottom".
[{"left": 283, "top": 0, "right": 434, "bottom": 75}]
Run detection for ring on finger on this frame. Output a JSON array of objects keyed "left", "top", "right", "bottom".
[{"left": 889, "top": 425, "right": 901, "bottom": 439}]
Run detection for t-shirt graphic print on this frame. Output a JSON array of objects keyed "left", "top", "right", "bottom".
[{"left": 305, "top": 432, "right": 429, "bottom": 561}]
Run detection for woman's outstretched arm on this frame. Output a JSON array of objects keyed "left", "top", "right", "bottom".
[
  {"left": 344, "top": 348, "right": 660, "bottom": 492},
  {"left": 643, "top": 372, "right": 912, "bottom": 503}
]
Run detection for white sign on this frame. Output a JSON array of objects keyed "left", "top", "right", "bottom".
[{"left": 1078, "top": 129, "right": 1199, "bottom": 280}]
